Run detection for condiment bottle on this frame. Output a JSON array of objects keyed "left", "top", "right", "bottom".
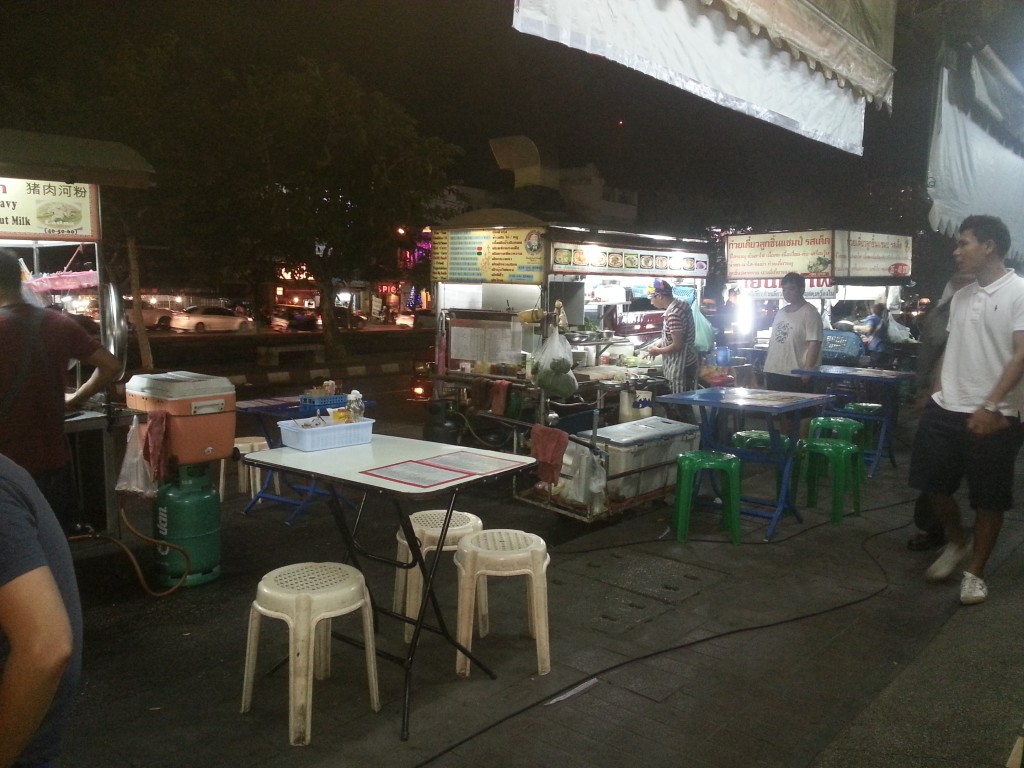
[{"left": 347, "top": 390, "right": 365, "bottom": 422}]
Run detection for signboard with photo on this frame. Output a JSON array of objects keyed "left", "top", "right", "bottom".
[
  {"left": 431, "top": 227, "right": 545, "bottom": 284},
  {"left": 0, "top": 177, "right": 100, "bottom": 241},
  {"left": 725, "top": 230, "right": 834, "bottom": 280},
  {"left": 550, "top": 242, "right": 708, "bottom": 277}
]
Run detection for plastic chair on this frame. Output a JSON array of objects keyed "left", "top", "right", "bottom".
[
  {"left": 240, "top": 562, "right": 380, "bottom": 745},
  {"left": 730, "top": 430, "right": 791, "bottom": 451},
  {"left": 675, "top": 451, "right": 742, "bottom": 545},
  {"left": 393, "top": 509, "right": 483, "bottom": 643},
  {"left": 219, "top": 436, "right": 279, "bottom": 499},
  {"left": 811, "top": 416, "right": 865, "bottom": 444},
  {"left": 453, "top": 529, "right": 550, "bottom": 677},
  {"left": 795, "top": 438, "right": 862, "bottom": 523}
]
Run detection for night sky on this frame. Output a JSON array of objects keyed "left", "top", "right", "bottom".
[{"left": 2, "top": 0, "right": 1021, "bottom": 235}]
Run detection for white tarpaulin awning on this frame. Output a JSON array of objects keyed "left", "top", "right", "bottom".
[
  {"left": 512, "top": 0, "right": 897, "bottom": 155},
  {"left": 25, "top": 270, "right": 98, "bottom": 293},
  {"left": 927, "top": 66, "right": 1024, "bottom": 265}
]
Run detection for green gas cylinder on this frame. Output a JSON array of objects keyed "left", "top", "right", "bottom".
[{"left": 154, "top": 463, "right": 222, "bottom": 587}]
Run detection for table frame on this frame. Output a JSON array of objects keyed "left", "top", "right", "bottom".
[
  {"left": 244, "top": 435, "right": 535, "bottom": 740},
  {"left": 657, "top": 387, "right": 832, "bottom": 540},
  {"left": 792, "top": 365, "right": 914, "bottom": 477}
]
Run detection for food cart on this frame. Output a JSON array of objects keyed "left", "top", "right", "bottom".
[
  {"left": 426, "top": 210, "right": 710, "bottom": 520},
  {"left": 0, "top": 129, "right": 155, "bottom": 534}
]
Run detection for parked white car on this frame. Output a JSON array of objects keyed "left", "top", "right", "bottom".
[{"left": 170, "top": 305, "right": 253, "bottom": 332}]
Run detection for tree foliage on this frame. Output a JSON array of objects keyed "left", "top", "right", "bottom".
[{"left": 0, "top": 37, "right": 458, "bottom": 355}]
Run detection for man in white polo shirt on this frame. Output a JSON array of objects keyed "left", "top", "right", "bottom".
[{"left": 909, "top": 215, "right": 1024, "bottom": 605}]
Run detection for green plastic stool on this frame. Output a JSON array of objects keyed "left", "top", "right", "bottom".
[
  {"left": 809, "top": 417, "right": 864, "bottom": 444},
  {"left": 675, "top": 451, "right": 742, "bottom": 545},
  {"left": 841, "top": 402, "right": 882, "bottom": 444},
  {"left": 795, "top": 438, "right": 862, "bottom": 523},
  {"left": 730, "top": 430, "right": 793, "bottom": 497}
]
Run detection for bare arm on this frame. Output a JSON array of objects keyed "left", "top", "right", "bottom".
[
  {"left": 799, "top": 340, "right": 822, "bottom": 383},
  {"left": 0, "top": 567, "right": 73, "bottom": 768},
  {"left": 967, "top": 329, "right": 1024, "bottom": 435},
  {"left": 65, "top": 345, "right": 121, "bottom": 411}
]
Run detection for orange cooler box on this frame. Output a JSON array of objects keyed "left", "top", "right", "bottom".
[{"left": 125, "top": 371, "right": 236, "bottom": 464}]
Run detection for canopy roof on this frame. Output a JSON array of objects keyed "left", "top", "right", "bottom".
[{"left": 0, "top": 129, "right": 155, "bottom": 189}]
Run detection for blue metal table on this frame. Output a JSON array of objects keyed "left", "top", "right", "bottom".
[
  {"left": 657, "top": 387, "right": 832, "bottom": 540},
  {"left": 792, "top": 365, "right": 914, "bottom": 477}
]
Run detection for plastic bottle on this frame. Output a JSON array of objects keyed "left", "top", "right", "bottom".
[{"left": 347, "top": 390, "right": 365, "bottom": 422}]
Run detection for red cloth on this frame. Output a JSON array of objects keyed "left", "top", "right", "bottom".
[
  {"left": 490, "top": 380, "right": 510, "bottom": 416},
  {"left": 530, "top": 424, "right": 569, "bottom": 484},
  {"left": 142, "top": 410, "right": 170, "bottom": 483}
]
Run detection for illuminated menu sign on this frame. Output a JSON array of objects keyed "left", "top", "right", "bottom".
[
  {"left": 431, "top": 227, "right": 545, "bottom": 284},
  {"left": 736, "top": 276, "right": 837, "bottom": 300},
  {"left": 550, "top": 242, "right": 708, "bottom": 277},
  {"left": 834, "top": 231, "right": 913, "bottom": 279},
  {"left": 725, "top": 230, "right": 834, "bottom": 280},
  {"left": 0, "top": 177, "right": 100, "bottom": 241}
]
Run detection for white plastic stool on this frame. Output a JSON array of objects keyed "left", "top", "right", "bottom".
[
  {"left": 453, "top": 529, "right": 550, "bottom": 677},
  {"left": 240, "top": 562, "right": 380, "bottom": 745},
  {"left": 392, "top": 509, "right": 484, "bottom": 643},
  {"left": 220, "top": 437, "right": 279, "bottom": 499}
]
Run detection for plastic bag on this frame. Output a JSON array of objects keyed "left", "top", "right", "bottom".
[
  {"left": 887, "top": 316, "right": 912, "bottom": 344},
  {"left": 116, "top": 416, "right": 158, "bottom": 497},
  {"left": 535, "top": 333, "right": 578, "bottom": 398},
  {"left": 692, "top": 302, "right": 715, "bottom": 353}
]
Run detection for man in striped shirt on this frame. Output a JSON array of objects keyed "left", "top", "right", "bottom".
[{"left": 646, "top": 279, "right": 698, "bottom": 421}]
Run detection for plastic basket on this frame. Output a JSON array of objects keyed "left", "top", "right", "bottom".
[
  {"left": 277, "top": 417, "right": 374, "bottom": 452},
  {"left": 298, "top": 393, "right": 348, "bottom": 416}
]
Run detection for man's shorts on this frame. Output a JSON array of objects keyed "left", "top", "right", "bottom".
[{"left": 909, "top": 401, "right": 1024, "bottom": 512}]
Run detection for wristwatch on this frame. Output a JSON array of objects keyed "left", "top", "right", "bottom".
[{"left": 982, "top": 400, "right": 1000, "bottom": 414}]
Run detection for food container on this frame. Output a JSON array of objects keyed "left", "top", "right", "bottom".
[
  {"left": 125, "top": 371, "right": 236, "bottom": 463},
  {"left": 298, "top": 392, "right": 348, "bottom": 416},
  {"left": 278, "top": 417, "right": 374, "bottom": 452},
  {"left": 576, "top": 417, "right": 700, "bottom": 500}
]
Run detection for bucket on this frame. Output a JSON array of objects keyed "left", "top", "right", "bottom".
[
  {"left": 619, "top": 390, "right": 635, "bottom": 422},
  {"left": 632, "top": 390, "right": 653, "bottom": 419}
]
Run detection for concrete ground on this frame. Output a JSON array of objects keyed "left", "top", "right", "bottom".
[{"left": 62, "top": 407, "right": 1024, "bottom": 768}]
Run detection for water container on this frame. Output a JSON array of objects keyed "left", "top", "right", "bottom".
[
  {"left": 715, "top": 346, "right": 732, "bottom": 366},
  {"left": 153, "top": 463, "right": 222, "bottom": 587}
]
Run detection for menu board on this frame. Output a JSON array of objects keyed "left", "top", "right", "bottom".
[
  {"left": 0, "top": 177, "right": 100, "bottom": 241},
  {"left": 431, "top": 227, "right": 545, "bottom": 284},
  {"left": 550, "top": 242, "right": 708, "bottom": 278},
  {"left": 834, "top": 231, "right": 913, "bottom": 279},
  {"left": 725, "top": 230, "right": 834, "bottom": 280}
]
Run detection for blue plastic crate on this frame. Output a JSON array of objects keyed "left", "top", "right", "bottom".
[{"left": 298, "top": 393, "right": 348, "bottom": 416}]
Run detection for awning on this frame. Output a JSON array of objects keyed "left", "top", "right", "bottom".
[
  {"left": 0, "top": 129, "right": 155, "bottom": 189},
  {"left": 25, "top": 269, "right": 98, "bottom": 293},
  {"left": 512, "top": 0, "right": 897, "bottom": 154}
]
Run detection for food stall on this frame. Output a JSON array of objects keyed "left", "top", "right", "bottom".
[
  {"left": 724, "top": 229, "right": 915, "bottom": 382},
  {"left": 426, "top": 211, "right": 709, "bottom": 520},
  {"left": 0, "top": 129, "right": 155, "bottom": 534}
]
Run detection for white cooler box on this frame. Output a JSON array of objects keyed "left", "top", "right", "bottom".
[
  {"left": 576, "top": 417, "right": 700, "bottom": 502},
  {"left": 125, "top": 371, "right": 236, "bottom": 464}
]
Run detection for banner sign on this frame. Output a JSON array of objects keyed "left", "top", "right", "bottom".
[
  {"left": 431, "top": 228, "right": 545, "bottom": 284},
  {"left": 834, "top": 230, "right": 913, "bottom": 279},
  {"left": 550, "top": 242, "right": 708, "bottom": 277},
  {"left": 736, "top": 276, "right": 837, "bottom": 300},
  {"left": 0, "top": 177, "right": 100, "bottom": 241},
  {"left": 725, "top": 230, "right": 833, "bottom": 280}
]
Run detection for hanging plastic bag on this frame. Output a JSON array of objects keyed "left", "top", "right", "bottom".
[
  {"left": 116, "top": 415, "right": 158, "bottom": 498},
  {"left": 691, "top": 301, "right": 716, "bottom": 353},
  {"left": 535, "top": 333, "right": 578, "bottom": 398},
  {"left": 887, "top": 316, "right": 912, "bottom": 344}
]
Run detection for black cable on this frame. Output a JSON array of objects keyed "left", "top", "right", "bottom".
[{"left": 413, "top": 504, "right": 912, "bottom": 767}]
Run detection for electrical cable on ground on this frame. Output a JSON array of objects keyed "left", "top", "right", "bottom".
[{"left": 413, "top": 500, "right": 913, "bottom": 767}]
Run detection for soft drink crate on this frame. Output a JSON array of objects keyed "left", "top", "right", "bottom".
[
  {"left": 278, "top": 418, "right": 374, "bottom": 452},
  {"left": 298, "top": 393, "right": 348, "bottom": 417}
]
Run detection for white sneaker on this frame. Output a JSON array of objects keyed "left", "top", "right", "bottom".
[
  {"left": 960, "top": 571, "right": 987, "bottom": 605},
  {"left": 925, "top": 537, "right": 973, "bottom": 582}
]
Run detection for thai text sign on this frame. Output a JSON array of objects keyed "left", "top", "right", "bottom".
[
  {"left": 550, "top": 242, "right": 708, "bottom": 277},
  {"left": 737, "top": 276, "right": 837, "bottom": 300},
  {"left": 431, "top": 227, "right": 545, "bottom": 284},
  {"left": 725, "top": 231, "right": 834, "bottom": 279},
  {"left": 834, "top": 230, "right": 913, "bottom": 279},
  {"left": 0, "top": 177, "right": 100, "bottom": 241}
]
